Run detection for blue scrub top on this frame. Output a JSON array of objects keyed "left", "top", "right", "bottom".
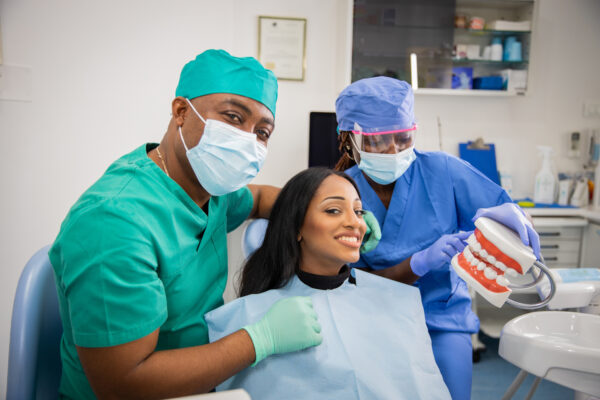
[{"left": 347, "top": 150, "right": 511, "bottom": 333}]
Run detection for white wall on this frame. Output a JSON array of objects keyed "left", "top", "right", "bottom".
[{"left": 1, "top": 0, "right": 599, "bottom": 396}]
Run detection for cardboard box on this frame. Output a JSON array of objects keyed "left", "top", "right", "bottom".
[
  {"left": 487, "top": 20, "right": 531, "bottom": 31},
  {"left": 452, "top": 67, "right": 473, "bottom": 89}
]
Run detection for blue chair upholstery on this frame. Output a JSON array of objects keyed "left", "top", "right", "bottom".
[
  {"left": 7, "top": 245, "right": 62, "bottom": 400},
  {"left": 241, "top": 219, "right": 269, "bottom": 258}
]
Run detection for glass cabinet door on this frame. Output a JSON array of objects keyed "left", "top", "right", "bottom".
[{"left": 352, "top": 0, "right": 534, "bottom": 95}]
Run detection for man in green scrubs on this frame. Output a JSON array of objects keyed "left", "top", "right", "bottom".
[{"left": 49, "top": 49, "right": 323, "bottom": 399}]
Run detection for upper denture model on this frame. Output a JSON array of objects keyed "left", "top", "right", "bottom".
[{"left": 451, "top": 217, "right": 537, "bottom": 308}]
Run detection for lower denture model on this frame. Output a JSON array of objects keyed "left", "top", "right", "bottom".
[{"left": 451, "top": 217, "right": 537, "bottom": 308}]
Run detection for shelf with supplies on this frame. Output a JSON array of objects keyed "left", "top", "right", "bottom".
[
  {"left": 452, "top": 59, "right": 528, "bottom": 65},
  {"left": 353, "top": 52, "right": 528, "bottom": 65},
  {"left": 455, "top": 28, "right": 531, "bottom": 36},
  {"left": 414, "top": 88, "right": 523, "bottom": 96},
  {"left": 352, "top": 22, "right": 531, "bottom": 37},
  {"left": 351, "top": 0, "right": 535, "bottom": 96}
]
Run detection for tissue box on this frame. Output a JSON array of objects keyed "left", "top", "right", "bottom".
[
  {"left": 455, "top": 44, "right": 468, "bottom": 59},
  {"left": 487, "top": 20, "right": 531, "bottom": 31},
  {"left": 451, "top": 67, "right": 473, "bottom": 89},
  {"left": 466, "top": 45, "right": 481, "bottom": 59},
  {"left": 501, "top": 69, "right": 528, "bottom": 92}
]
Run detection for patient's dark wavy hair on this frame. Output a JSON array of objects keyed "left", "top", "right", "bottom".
[{"left": 239, "top": 167, "right": 360, "bottom": 296}]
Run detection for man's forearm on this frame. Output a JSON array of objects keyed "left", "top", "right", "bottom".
[
  {"left": 80, "top": 330, "right": 256, "bottom": 400},
  {"left": 248, "top": 184, "right": 280, "bottom": 219}
]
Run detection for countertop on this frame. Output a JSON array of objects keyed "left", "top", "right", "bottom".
[{"left": 524, "top": 206, "right": 600, "bottom": 224}]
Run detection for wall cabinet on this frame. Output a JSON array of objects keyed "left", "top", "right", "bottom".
[{"left": 352, "top": 0, "right": 534, "bottom": 96}]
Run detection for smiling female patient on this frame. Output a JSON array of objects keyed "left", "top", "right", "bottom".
[{"left": 205, "top": 167, "right": 450, "bottom": 400}]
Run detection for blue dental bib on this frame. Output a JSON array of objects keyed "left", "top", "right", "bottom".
[{"left": 205, "top": 269, "right": 450, "bottom": 400}]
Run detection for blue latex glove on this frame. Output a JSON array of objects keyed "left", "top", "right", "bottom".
[
  {"left": 472, "top": 203, "right": 540, "bottom": 259},
  {"left": 361, "top": 210, "right": 382, "bottom": 253},
  {"left": 243, "top": 296, "right": 322, "bottom": 366},
  {"left": 410, "top": 231, "right": 472, "bottom": 277}
]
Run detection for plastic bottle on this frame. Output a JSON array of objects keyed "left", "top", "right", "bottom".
[
  {"left": 490, "top": 37, "right": 503, "bottom": 61},
  {"left": 533, "top": 146, "right": 557, "bottom": 204},
  {"left": 594, "top": 161, "right": 600, "bottom": 209}
]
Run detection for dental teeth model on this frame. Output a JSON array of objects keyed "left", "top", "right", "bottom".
[{"left": 451, "top": 217, "right": 537, "bottom": 308}]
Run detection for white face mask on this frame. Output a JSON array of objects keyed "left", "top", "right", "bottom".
[
  {"left": 179, "top": 98, "right": 267, "bottom": 196},
  {"left": 358, "top": 146, "right": 416, "bottom": 185}
]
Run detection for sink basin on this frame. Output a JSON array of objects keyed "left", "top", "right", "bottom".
[{"left": 499, "top": 311, "right": 600, "bottom": 396}]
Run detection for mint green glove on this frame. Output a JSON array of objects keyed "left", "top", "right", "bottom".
[
  {"left": 243, "top": 296, "right": 322, "bottom": 366},
  {"left": 361, "top": 210, "right": 382, "bottom": 253}
]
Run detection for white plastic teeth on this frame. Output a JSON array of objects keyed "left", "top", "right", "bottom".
[
  {"left": 464, "top": 232, "right": 519, "bottom": 280},
  {"left": 484, "top": 267, "right": 497, "bottom": 280},
  {"left": 467, "top": 234, "right": 477, "bottom": 247},
  {"left": 470, "top": 241, "right": 482, "bottom": 252},
  {"left": 496, "top": 275, "right": 509, "bottom": 287},
  {"left": 464, "top": 247, "right": 475, "bottom": 263}
]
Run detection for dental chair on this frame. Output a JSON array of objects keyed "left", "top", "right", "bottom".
[
  {"left": 241, "top": 218, "right": 268, "bottom": 258},
  {"left": 7, "top": 245, "right": 62, "bottom": 400},
  {"left": 8, "top": 247, "right": 251, "bottom": 400},
  {"left": 499, "top": 268, "right": 600, "bottom": 400}
]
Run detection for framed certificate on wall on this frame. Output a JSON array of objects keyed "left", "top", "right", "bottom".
[{"left": 258, "top": 16, "right": 307, "bottom": 81}]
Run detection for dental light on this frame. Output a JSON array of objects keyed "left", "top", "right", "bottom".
[{"left": 451, "top": 217, "right": 556, "bottom": 309}]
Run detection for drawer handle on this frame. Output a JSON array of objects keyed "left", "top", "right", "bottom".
[
  {"left": 540, "top": 245, "right": 559, "bottom": 249},
  {"left": 543, "top": 256, "right": 558, "bottom": 261},
  {"left": 539, "top": 232, "right": 560, "bottom": 237}
]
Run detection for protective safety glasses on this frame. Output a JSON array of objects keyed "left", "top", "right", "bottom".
[{"left": 350, "top": 123, "right": 417, "bottom": 154}]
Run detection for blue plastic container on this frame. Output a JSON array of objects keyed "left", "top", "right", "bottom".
[{"left": 473, "top": 76, "right": 504, "bottom": 90}]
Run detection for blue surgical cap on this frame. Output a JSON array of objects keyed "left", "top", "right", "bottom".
[
  {"left": 175, "top": 49, "right": 278, "bottom": 117},
  {"left": 335, "top": 77, "right": 415, "bottom": 133}
]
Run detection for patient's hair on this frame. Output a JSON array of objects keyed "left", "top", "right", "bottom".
[{"left": 239, "top": 167, "right": 360, "bottom": 296}]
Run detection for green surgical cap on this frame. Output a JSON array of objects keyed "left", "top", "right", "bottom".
[{"left": 175, "top": 49, "right": 278, "bottom": 117}]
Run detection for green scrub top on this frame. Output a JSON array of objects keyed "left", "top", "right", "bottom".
[{"left": 49, "top": 143, "right": 253, "bottom": 399}]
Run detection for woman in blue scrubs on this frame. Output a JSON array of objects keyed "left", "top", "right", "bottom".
[{"left": 334, "top": 77, "right": 540, "bottom": 400}]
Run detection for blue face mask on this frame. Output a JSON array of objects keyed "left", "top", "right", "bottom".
[
  {"left": 179, "top": 98, "right": 268, "bottom": 196},
  {"left": 358, "top": 146, "right": 416, "bottom": 185}
]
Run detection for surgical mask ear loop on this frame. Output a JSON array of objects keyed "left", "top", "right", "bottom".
[
  {"left": 185, "top": 98, "right": 207, "bottom": 124},
  {"left": 178, "top": 98, "right": 208, "bottom": 152},
  {"left": 178, "top": 126, "right": 190, "bottom": 152}
]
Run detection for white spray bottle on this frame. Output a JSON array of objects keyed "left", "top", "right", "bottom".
[
  {"left": 591, "top": 129, "right": 600, "bottom": 209},
  {"left": 533, "top": 146, "right": 557, "bottom": 204}
]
